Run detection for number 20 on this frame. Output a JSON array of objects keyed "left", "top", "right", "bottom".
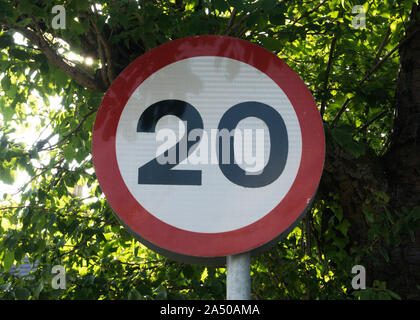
[{"left": 137, "top": 100, "right": 288, "bottom": 188}]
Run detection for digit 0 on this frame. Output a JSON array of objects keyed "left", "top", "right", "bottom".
[{"left": 217, "top": 101, "right": 288, "bottom": 188}]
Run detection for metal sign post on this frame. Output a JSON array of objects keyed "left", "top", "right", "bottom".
[{"left": 226, "top": 252, "right": 251, "bottom": 300}]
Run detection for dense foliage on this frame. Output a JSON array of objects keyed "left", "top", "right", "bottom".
[{"left": 1, "top": 0, "right": 419, "bottom": 300}]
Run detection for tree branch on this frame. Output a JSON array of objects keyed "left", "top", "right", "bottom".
[
  {"left": 373, "top": 27, "right": 392, "bottom": 66},
  {"left": 14, "top": 26, "right": 105, "bottom": 92},
  {"left": 224, "top": 14, "right": 248, "bottom": 36},
  {"left": 88, "top": 8, "right": 115, "bottom": 84},
  {"left": 331, "top": 28, "right": 420, "bottom": 127},
  {"left": 40, "top": 109, "right": 96, "bottom": 151},
  {"left": 93, "top": 25, "right": 109, "bottom": 87},
  {"left": 355, "top": 110, "right": 388, "bottom": 134},
  {"left": 224, "top": 8, "right": 237, "bottom": 35},
  {"left": 320, "top": 35, "right": 337, "bottom": 119},
  {"left": 291, "top": 0, "right": 329, "bottom": 26}
]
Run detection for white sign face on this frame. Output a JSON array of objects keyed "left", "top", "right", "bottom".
[{"left": 115, "top": 56, "right": 302, "bottom": 233}]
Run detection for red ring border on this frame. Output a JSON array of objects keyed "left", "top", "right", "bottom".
[{"left": 92, "top": 35, "right": 325, "bottom": 258}]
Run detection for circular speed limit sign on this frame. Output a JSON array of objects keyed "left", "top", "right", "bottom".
[{"left": 92, "top": 36, "right": 325, "bottom": 264}]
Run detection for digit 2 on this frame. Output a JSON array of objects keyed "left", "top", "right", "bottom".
[{"left": 137, "top": 99, "right": 203, "bottom": 185}]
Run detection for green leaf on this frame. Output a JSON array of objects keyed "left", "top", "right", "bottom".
[
  {"left": 0, "top": 32, "right": 13, "bottom": 48},
  {"left": 2, "top": 101, "right": 15, "bottom": 121},
  {"left": 155, "top": 287, "right": 168, "bottom": 299},
  {"left": 71, "top": 19, "right": 89, "bottom": 35},
  {"left": 128, "top": 288, "right": 142, "bottom": 300},
  {"left": 213, "top": 0, "right": 229, "bottom": 11},
  {"left": 386, "top": 289, "right": 401, "bottom": 300},
  {"left": 269, "top": 11, "right": 286, "bottom": 25},
  {"left": 1, "top": 75, "right": 11, "bottom": 91},
  {"left": 379, "top": 247, "right": 390, "bottom": 263},
  {"left": 6, "top": 84, "right": 17, "bottom": 98},
  {"left": 0, "top": 282, "right": 11, "bottom": 292},
  {"left": 3, "top": 250, "right": 14, "bottom": 271},
  {"left": 331, "top": 126, "right": 366, "bottom": 158},
  {"left": 0, "top": 166, "right": 12, "bottom": 184},
  {"left": 14, "top": 246, "right": 24, "bottom": 261},
  {"left": 336, "top": 219, "right": 350, "bottom": 236},
  {"left": 261, "top": 0, "right": 277, "bottom": 12},
  {"left": 33, "top": 282, "right": 44, "bottom": 299},
  {"left": 331, "top": 125, "right": 353, "bottom": 145},
  {"left": 411, "top": 206, "right": 420, "bottom": 220},
  {"left": 14, "top": 287, "right": 31, "bottom": 300},
  {"left": 228, "top": 0, "right": 245, "bottom": 10},
  {"left": 9, "top": 48, "right": 30, "bottom": 60},
  {"left": 329, "top": 11, "right": 340, "bottom": 19},
  {"left": 363, "top": 203, "right": 374, "bottom": 223},
  {"left": 260, "top": 37, "right": 284, "bottom": 51},
  {"left": 0, "top": 1, "right": 14, "bottom": 18},
  {"left": 63, "top": 144, "right": 76, "bottom": 161},
  {"left": 182, "top": 265, "right": 195, "bottom": 278},
  {"left": 390, "top": 20, "right": 398, "bottom": 33},
  {"left": 54, "top": 69, "right": 69, "bottom": 88}
]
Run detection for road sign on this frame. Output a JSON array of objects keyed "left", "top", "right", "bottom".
[{"left": 92, "top": 35, "right": 325, "bottom": 264}]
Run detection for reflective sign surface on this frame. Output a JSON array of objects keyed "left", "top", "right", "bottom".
[{"left": 92, "top": 36, "right": 325, "bottom": 263}]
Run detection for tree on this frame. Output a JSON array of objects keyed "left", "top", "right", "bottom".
[{"left": 0, "top": 0, "right": 419, "bottom": 300}]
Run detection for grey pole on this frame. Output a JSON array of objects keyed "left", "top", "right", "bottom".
[{"left": 226, "top": 252, "right": 251, "bottom": 300}]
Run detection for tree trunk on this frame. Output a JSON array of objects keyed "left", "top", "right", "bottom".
[
  {"left": 381, "top": 3, "right": 420, "bottom": 299},
  {"left": 320, "top": 4, "right": 420, "bottom": 299}
]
